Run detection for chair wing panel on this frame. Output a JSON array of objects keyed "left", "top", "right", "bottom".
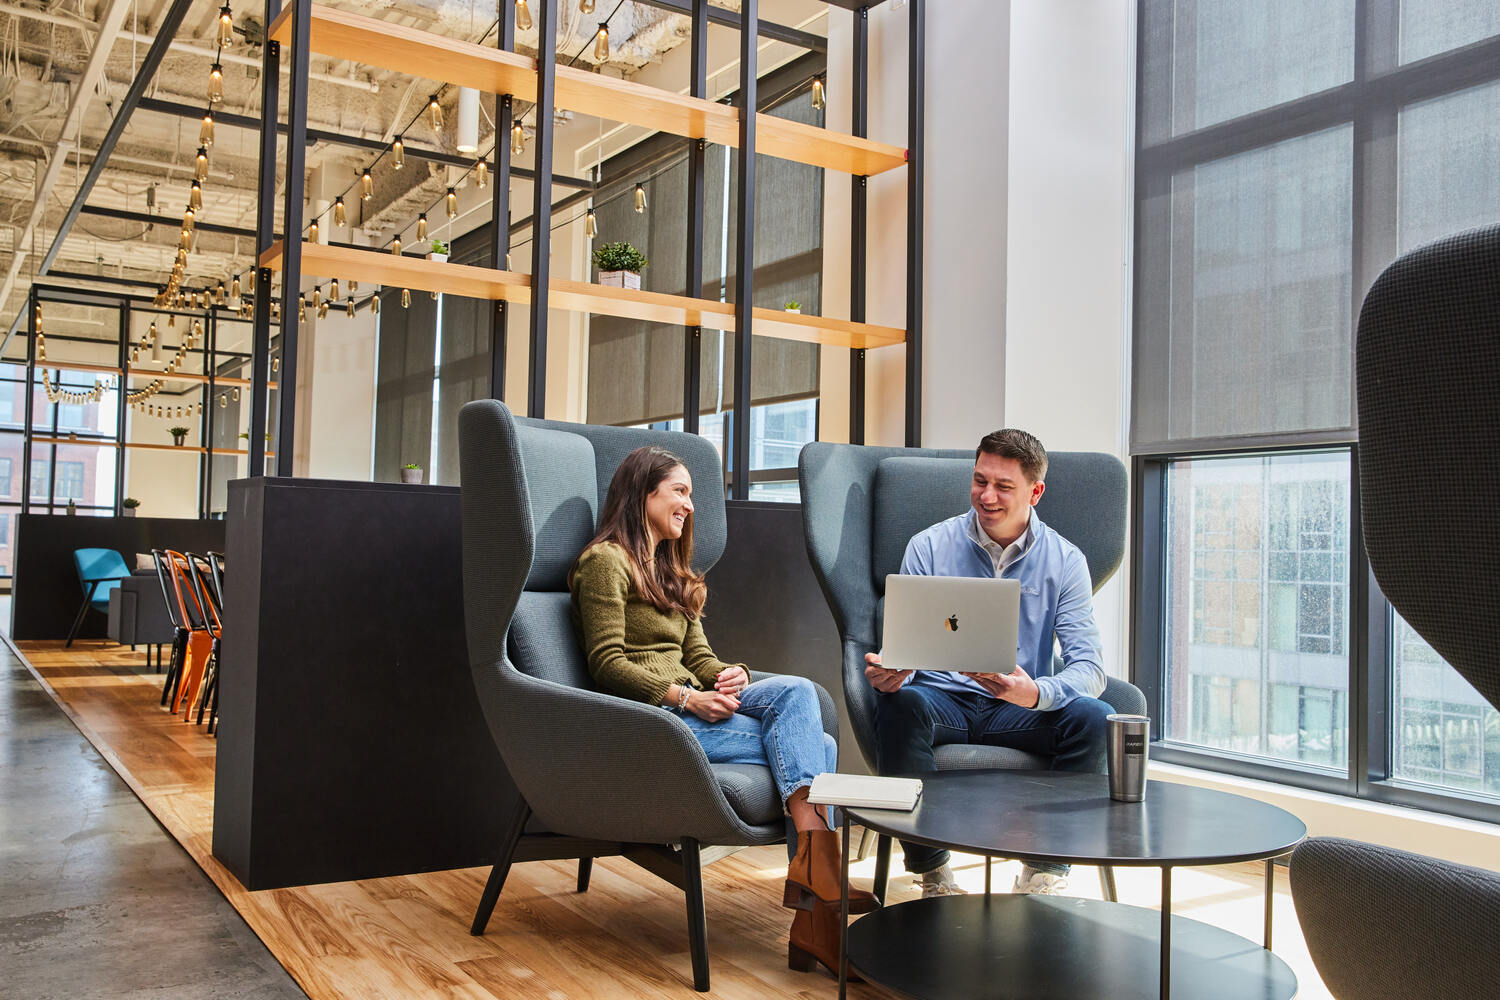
[
  {"left": 1036, "top": 452, "right": 1127, "bottom": 591},
  {"left": 872, "top": 457, "right": 972, "bottom": 588},
  {"left": 513, "top": 425, "right": 598, "bottom": 592},
  {"left": 1356, "top": 222, "right": 1500, "bottom": 711},
  {"left": 1291, "top": 837, "right": 1500, "bottom": 1000},
  {"left": 509, "top": 592, "right": 594, "bottom": 690}
]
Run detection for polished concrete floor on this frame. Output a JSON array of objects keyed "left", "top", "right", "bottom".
[{"left": 0, "top": 645, "right": 307, "bottom": 1000}]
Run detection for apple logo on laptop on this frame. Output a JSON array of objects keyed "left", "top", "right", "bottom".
[{"left": 944, "top": 614, "right": 958, "bottom": 632}]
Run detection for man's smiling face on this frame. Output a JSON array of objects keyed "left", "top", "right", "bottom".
[{"left": 970, "top": 452, "right": 1044, "bottom": 546}]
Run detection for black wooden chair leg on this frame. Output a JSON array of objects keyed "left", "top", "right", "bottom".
[
  {"left": 873, "top": 834, "right": 892, "bottom": 905},
  {"left": 680, "top": 837, "right": 710, "bottom": 992},
  {"left": 471, "top": 799, "right": 532, "bottom": 936},
  {"left": 576, "top": 857, "right": 593, "bottom": 893},
  {"left": 161, "top": 632, "right": 186, "bottom": 707},
  {"left": 1101, "top": 864, "right": 1118, "bottom": 902},
  {"left": 65, "top": 595, "right": 92, "bottom": 648}
]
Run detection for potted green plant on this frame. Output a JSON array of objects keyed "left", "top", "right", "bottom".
[
  {"left": 784, "top": 300, "right": 802, "bottom": 314},
  {"left": 401, "top": 462, "right": 423, "bottom": 484},
  {"left": 428, "top": 239, "right": 449, "bottom": 264},
  {"left": 169, "top": 425, "right": 190, "bottom": 446},
  {"left": 122, "top": 497, "right": 140, "bottom": 518},
  {"left": 592, "top": 241, "right": 647, "bottom": 290}
]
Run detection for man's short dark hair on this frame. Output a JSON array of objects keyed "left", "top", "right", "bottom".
[{"left": 976, "top": 429, "right": 1048, "bottom": 482}]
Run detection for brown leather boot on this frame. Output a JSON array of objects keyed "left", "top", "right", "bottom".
[
  {"left": 784, "top": 829, "right": 880, "bottom": 913},
  {"left": 788, "top": 900, "right": 863, "bottom": 981}
]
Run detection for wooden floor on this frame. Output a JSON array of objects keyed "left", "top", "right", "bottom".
[{"left": 16, "top": 639, "right": 1333, "bottom": 999}]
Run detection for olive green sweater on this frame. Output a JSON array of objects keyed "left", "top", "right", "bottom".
[{"left": 570, "top": 541, "right": 742, "bottom": 705}]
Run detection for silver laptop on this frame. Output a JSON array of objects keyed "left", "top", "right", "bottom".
[{"left": 881, "top": 575, "right": 1022, "bottom": 674}]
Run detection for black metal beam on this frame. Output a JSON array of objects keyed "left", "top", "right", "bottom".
[
  {"left": 115, "top": 300, "right": 129, "bottom": 515},
  {"left": 731, "top": 0, "right": 757, "bottom": 500},
  {"left": 631, "top": 0, "right": 826, "bottom": 53},
  {"left": 251, "top": 0, "right": 283, "bottom": 477},
  {"left": 80, "top": 204, "right": 257, "bottom": 239},
  {"left": 682, "top": 0, "right": 708, "bottom": 435},
  {"left": 47, "top": 270, "right": 162, "bottom": 290},
  {"left": 489, "top": 1, "right": 516, "bottom": 402},
  {"left": 526, "top": 0, "right": 558, "bottom": 418},
  {"left": 850, "top": 6, "right": 869, "bottom": 445},
  {"left": 21, "top": 287, "right": 36, "bottom": 515},
  {"left": 35, "top": 0, "right": 195, "bottom": 278},
  {"left": 136, "top": 97, "right": 594, "bottom": 191},
  {"left": 905, "top": 0, "right": 925, "bottom": 448},
  {"left": 275, "top": 0, "right": 312, "bottom": 477}
]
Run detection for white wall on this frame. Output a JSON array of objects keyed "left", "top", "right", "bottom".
[{"left": 301, "top": 306, "right": 377, "bottom": 481}]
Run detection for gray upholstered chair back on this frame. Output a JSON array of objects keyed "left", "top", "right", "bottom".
[
  {"left": 799, "top": 442, "right": 1131, "bottom": 766},
  {"left": 1356, "top": 222, "right": 1500, "bottom": 712}
]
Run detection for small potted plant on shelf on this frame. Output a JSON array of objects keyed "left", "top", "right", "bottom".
[
  {"left": 401, "top": 462, "right": 423, "bottom": 485},
  {"left": 169, "top": 425, "right": 190, "bottom": 446},
  {"left": 122, "top": 497, "right": 140, "bottom": 517},
  {"left": 784, "top": 300, "right": 802, "bottom": 314},
  {"left": 592, "top": 241, "right": 647, "bottom": 290},
  {"left": 427, "top": 239, "right": 449, "bottom": 264}
]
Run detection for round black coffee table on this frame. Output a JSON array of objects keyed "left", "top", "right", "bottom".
[{"left": 836, "top": 770, "right": 1306, "bottom": 1000}]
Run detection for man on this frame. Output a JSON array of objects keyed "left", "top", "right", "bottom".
[{"left": 865, "top": 428, "right": 1112, "bottom": 896}]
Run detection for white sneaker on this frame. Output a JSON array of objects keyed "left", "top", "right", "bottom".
[
  {"left": 918, "top": 864, "right": 967, "bottom": 898},
  {"left": 1013, "top": 865, "right": 1070, "bottom": 895}
]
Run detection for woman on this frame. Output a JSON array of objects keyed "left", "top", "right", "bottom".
[{"left": 569, "top": 445, "right": 876, "bottom": 976}]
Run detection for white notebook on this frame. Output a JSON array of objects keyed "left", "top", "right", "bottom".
[{"left": 807, "top": 773, "right": 923, "bottom": 812}]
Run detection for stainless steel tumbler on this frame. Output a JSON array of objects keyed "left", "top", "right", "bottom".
[{"left": 1107, "top": 714, "right": 1150, "bottom": 802}]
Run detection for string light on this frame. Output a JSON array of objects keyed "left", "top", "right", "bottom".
[
  {"left": 515, "top": 0, "right": 533, "bottom": 32},
  {"left": 220, "top": 394, "right": 227, "bottom": 408},
  {"left": 811, "top": 76, "right": 826, "bottom": 111},
  {"left": 318, "top": 300, "right": 329, "bottom": 319},
  {"left": 217, "top": 4, "right": 234, "bottom": 48},
  {"left": 360, "top": 169, "right": 374, "bottom": 201},
  {"left": 308, "top": 219, "right": 319, "bottom": 243},
  {"left": 189, "top": 180, "right": 202, "bottom": 211},
  {"left": 207, "top": 62, "right": 224, "bottom": 105},
  {"left": 392, "top": 137, "right": 405, "bottom": 170},
  {"left": 417, "top": 214, "right": 428, "bottom": 241},
  {"left": 634, "top": 182, "right": 647, "bottom": 213},
  {"left": 330, "top": 278, "right": 340, "bottom": 301},
  {"left": 446, "top": 187, "right": 458, "bottom": 219},
  {"left": 579, "top": 0, "right": 595, "bottom": 12},
  {"left": 312, "top": 286, "right": 321, "bottom": 309},
  {"left": 476, "top": 160, "right": 488, "bottom": 188},
  {"left": 200, "top": 113, "right": 215, "bottom": 147},
  {"left": 428, "top": 94, "right": 443, "bottom": 132},
  {"left": 216, "top": 283, "right": 226, "bottom": 305},
  {"left": 401, "top": 288, "right": 411, "bottom": 308},
  {"left": 391, "top": 236, "right": 403, "bottom": 256},
  {"left": 371, "top": 294, "right": 380, "bottom": 316},
  {"left": 298, "top": 295, "right": 307, "bottom": 322},
  {"left": 585, "top": 207, "right": 597, "bottom": 239},
  {"left": 334, "top": 197, "right": 347, "bottom": 227},
  {"left": 233, "top": 387, "right": 241, "bottom": 401},
  {"left": 195, "top": 147, "right": 209, "bottom": 182},
  {"left": 272, "top": 357, "right": 280, "bottom": 372},
  {"left": 230, "top": 275, "right": 240, "bottom": 299},
  {"left": 346, "top": 299, "right": 356, "bottom": 318},
  {"left": 594, "top": 24, "right": 609, "bottom": 63},
  {"left": 511, "top": 122, "right": 525, "bottom": 156}
]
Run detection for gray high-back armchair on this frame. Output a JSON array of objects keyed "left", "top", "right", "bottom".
[
  {"left": 798, "top": 443, "right": 1147, "bottom": 895},
  {"left": 1290, "top": 223, "right": 1500, "bottom": 999},
  {"left": 458, "top": 400, "right": 838, "bottom": 992}
]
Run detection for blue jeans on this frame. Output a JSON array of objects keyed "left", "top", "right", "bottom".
[
  {"left": 874, "top": 684, "right": 1112, "bottom": 875},
  {"left": 673, "top": 675, "right": 837, "bottom": 826}
]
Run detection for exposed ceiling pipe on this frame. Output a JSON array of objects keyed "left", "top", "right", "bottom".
[
  {"left": 0, "top": 3, "right": 381, "bottom": 94},
  {"left": 0, "top": 0, "right": 135, "bottom": 327}
]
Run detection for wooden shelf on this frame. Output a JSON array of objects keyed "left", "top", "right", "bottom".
[
  {"left": 124, "top": 370, "right": 272, "bottom": 389},
  {"left": 35, "top": 360, "right": 121, "bottom": 376},
  {"left": 261, "top": 242, "right": 905, "bottom": 350},
  {"left": 126, "top": 442, "right": 208, "bottom": 455},
  {"left": 33, "top": 436, "right": 117, "bottom": 449},
  {"left": 270, "top": 4, "right": 906, "bottom": 177}
]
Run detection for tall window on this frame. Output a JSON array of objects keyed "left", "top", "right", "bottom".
[{"left": 1134, "top": 1, "right": 1500, "bottom": 820}]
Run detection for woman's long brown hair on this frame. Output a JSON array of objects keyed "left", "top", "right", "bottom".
[{"left": 572, "top": 445, "right": 707, "bottom": 619}]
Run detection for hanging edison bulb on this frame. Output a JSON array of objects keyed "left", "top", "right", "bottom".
[
  {"left": 195, "top": 402, "right": 202, "bottom": 415},
  {"left": 360, "top": 169, "right": 374, "bottom": 201},
  {"left": 428, "top": 94, "right": 443, "bottom": 132},
  {"left": 179, "top": 229, "right": 193, "bottom": 251},
  {"left": 811, "top": 76, "right": 826, "bottom": 111},
  {"left": 215, "top": 283, "right": 226, "bottom": 305},
  {"left": 272, "top": 357, "right": 279, "bottom": 373},
  {"left": 346, "top": 299, "right": 356, "bottom": 318},
  {"left": 371, "top": 294, "right": 380, "bottom": 317},
  {"left": 510, "top": 121, "right": 525, "bottom": 156},
  {"left": 317, "top": 300, "right": 329, "bottom": 319},
  {"left": 392, "top": 137, "right": 405, "bottom": 170},
  {"left": 401, "top": 288, "right": 411, "bottom": 309},
  {"left": 446, "top": 187, "right": 458, "bottom": 219},
  {"left": 189, "top": 179, "right": 203, "bottom": 211},
  {"left": 515, "top": 0, "right": 533, "bottom": 32},
  {"left": 168, "top": 312, "right": 176, "bottom": 328},
  {"left": 594, "top": 24, "right": 609, "bottom": 62},
  {"left": 200, "top": 113, "right": 215, "bottom": 147},
  {"left": 330, "top": 278, "right": 340, "bottom": 301},
  {"left": 391, "top": 236, "right": 402, "bottom": 256},
  {"left": 230, "top": 275, "right": 240, "bottom": 299},
  {"left": 308, "top": 219, "right": 319, "bottom": 243},
  {"left": 148, "top": 321, "right": 157, "bottom": 344},
  {"left": 219, "top": 393, "right": 227, "bottom": 408},
  {"left": 232, "top": 387, "right": 241, "bottom": 401},
  {"left": 298, "top": 295, "right": 306, "bottom": 322},
  {"left": 195, "top": 146, "right": 209, "bottom": 181},
  {"left": 579, "top": 0, "right": 595, "bottom": 13},
  {"left": 476, "top": 159, "right": 488, "bottom": 188},
  {"left": 349, "top": 280, "right": 358, "bottom": 293},
  {"left": 585, "top": 207, "right": 597, "bottom": 239},
  {"left": 176, "top": 247, "right": 189, "bottom": 267},
  {"left": 312, "top": 286, "right": 321, "bottom": 309},
  {"left": 506, "top": 252, "right": 512, "bottom": 270},
  {"left": 208, "top": 63, "right": 224, "bottom": 105},
  {"left": 217, "top": 4, "right": 234, "bottom": 48},
  {"left": 334, "top": 197, "right": 347, "bottom": 227},
  {"left": 634, "top": 182, "right": 647, "bottom": 214},
  {"left": 417, "top": 214, "right": 428, "bottom": 241}
]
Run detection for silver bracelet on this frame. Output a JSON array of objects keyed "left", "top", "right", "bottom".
[{"left": 677, "top": 685, "right": 691, "bottom": 712}]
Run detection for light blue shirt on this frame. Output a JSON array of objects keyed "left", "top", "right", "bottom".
[{"left": 896, "top": 508, "right": 1106, "bottom": 711}]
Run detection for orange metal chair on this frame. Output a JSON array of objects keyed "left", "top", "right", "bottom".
[{"left": 162, "top": 550, "right": 218, "bottom": 720}]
